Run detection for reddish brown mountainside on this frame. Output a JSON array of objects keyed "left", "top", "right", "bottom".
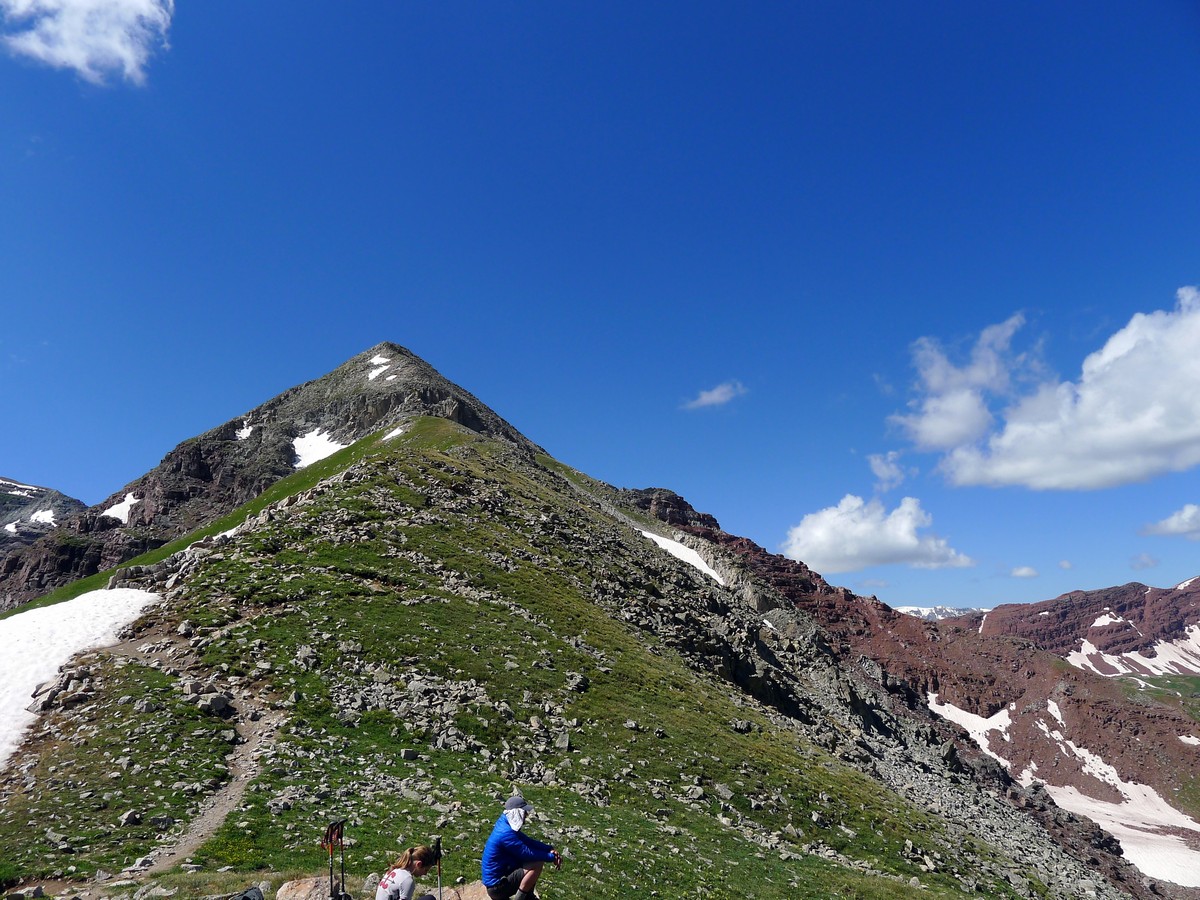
[{"left": 686, "top": 525, "right": 1200, "bottom": 887}]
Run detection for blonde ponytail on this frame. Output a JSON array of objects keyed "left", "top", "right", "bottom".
[{"left": 392, "top": 844, "right": 437, "bottom": 872}]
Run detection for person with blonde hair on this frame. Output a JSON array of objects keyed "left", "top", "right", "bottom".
[{"left": 376, "top": 844, "right": 438, "bottom": 900}]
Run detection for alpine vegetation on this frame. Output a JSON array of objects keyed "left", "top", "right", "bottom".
[{"left": 0, "top": 345, "right": 1193, "bottom": 900}]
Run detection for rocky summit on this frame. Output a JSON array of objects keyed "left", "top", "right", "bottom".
[
  {"left": 0, "top": 345, "right": 1198, "bottom": 900},
  {"left": 0, "top": 343, "right": 537, "bottom": 611}
]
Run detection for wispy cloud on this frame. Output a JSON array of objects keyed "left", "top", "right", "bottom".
[
  {"left": 1144, "top": 504, "right": 1200, "bottom": 541},
  {"left": 890, "top": 313, "right": 1027, "bottom": 451},
  {"left": 1, "top": 0, "right": 174, "bottom": 84},
  {"left": 1058, "top": 559, "right": 1073, "bottom": 570},
  {"left": 894, "top": 288, "right": 1200, "bottom": 490},
  {"left": 782, "top": 494, "right": 973, "bottom": 574},
  {"left": 1011, "top": 566, "right": 1038, "bottom": 578},
  {"left": 1131, "top": 553, "right": 1160, "bottom": 571},
  {"left": 868, "top": 451, "right": 912, "bottom": 492},
  {"left": 682, "top": 380, "right": 747, "bottom": 410}
]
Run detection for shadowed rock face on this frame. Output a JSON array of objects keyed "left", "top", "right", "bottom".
[{"left": 0, "top": 342, "right": 540, "bottom": 610}]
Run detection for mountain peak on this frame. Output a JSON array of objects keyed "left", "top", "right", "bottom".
[{"left": 0, "top": 343, "right": 537, "bottom": 609}]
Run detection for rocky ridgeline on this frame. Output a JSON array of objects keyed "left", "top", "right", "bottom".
[
  {"left": 0, "top": 342, "right": 540, "bottom": 611},
  {"left": 101, "top": 451, "right": 1139, "bottom": 898},
  {"left": 2, "top": 437, "right": 1168, "bottom": 899},
  {"left": 967, "top": 580, "right": 1200, "bottom": 661}
]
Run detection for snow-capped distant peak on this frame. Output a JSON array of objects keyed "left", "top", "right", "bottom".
[{"left": 896, "top": 605, "right": 990, "bottom": 622}]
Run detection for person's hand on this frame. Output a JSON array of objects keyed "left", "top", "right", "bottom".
[{"left": 551, "top": 849, "right": 562, "bottom": 870}]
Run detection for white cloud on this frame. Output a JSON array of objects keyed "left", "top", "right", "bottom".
[
  {"left": 890, "top": 313, "right": 1026, "bottom": 451},
  {"left": 1059, "top": 559, "right": 1073, "bottom": 570},
  {"left": 1144, "top": 504, "right": 1200, "bottom": 541},
  {"left": 896, "top": 289, "right": 1200, "bottom": 490},
  {"left": 1011, "top": 566, "right": 1038, "bottom": 578},
  {"left": 1, "top": 0, "right": 173, "bottom": 84},
  {"left": 782, "top": 494, "right": 974, "bottom": 574},
  {"left": 868, "top": 451, "right": 910, "bottom": 491},
  {"left": 683, "top": 380, "right": 747, "bottom": 410}
]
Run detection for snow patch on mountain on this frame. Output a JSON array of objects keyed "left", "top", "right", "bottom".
[
  {"left": 932, "top": 693, "right": 1200, "bottom": 886},
  {"left": 1, "top": 478, "right": 40, "bottom": 496},
  {"left": 102, "top": 492, "right": 140, "bottom": 523},
  {"left": 236, "top": 418, "right": 255, "bottom": 440},
  {"left": 1176, "top": 577, "right": 1198, "bottom": 590},
  {"left": 1067, "top": 625, "right": 1200, "bottom": 676},
  {"left": 1046, "top": 699, "right": 1064, "bottom": 725},
  {"left": 641, "top": 531, "right": 725, "bottom": 585},
  {"left": 293, "top": 429, "right": 348, "bottom": 468},
  {"left": 927, "top": 693, "right": 1012, "bottom": 769},
  {"left": 0, "top": 588, "right": 159, "bottom": 772},
  {"left": 1038, "top": 781, "right": 1200, "bottom": 887},
  {"left": 367, "top": 354, "right": 392, "bottom": 381}
]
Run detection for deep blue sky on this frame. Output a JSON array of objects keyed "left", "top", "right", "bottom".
[{"left": 3, "top": 1, "right": 1199, "bottom": 607}]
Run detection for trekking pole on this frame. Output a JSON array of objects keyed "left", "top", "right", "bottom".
[
  {"left": 321, "top": 820, "right": 347, "bottom": 900},
  {"left": 339, "top": 824, "right": 347, "bottom": 900},
  {"left": 433, "top": 836, "right": 443, "bottom": 900}
]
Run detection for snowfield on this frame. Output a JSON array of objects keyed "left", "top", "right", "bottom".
[
  {"left": 929, "top": 693, "right": 1200, "bottom": 885},
  {"left": 292, "top": 428, "right": 349, "bottom": 468},
  {"left": 0, "top": 588, "right": 159, "bottom": 771},
  {"left": 1067, "top": 625, "right": 1200, "bottom": 677}
]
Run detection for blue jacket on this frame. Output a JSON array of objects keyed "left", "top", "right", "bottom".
[{"left": 481, "top": 814, "right": 556, "bottom": 887}]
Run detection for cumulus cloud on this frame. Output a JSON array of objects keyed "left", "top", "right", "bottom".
[
  {"left": 895, "top": 288, "right": 1200, "bottom": 490},
  {"left": 1144, "top": 504, "right": 1200, "bottom": 540},
  {"left": 868, "top": 451, "right": 912, "bottom": 492},
  {"left": 1, "top": 0, "right": 173, "bottom": 84},
  {"left": 1011, "top": 566, "right": 1038, "bottom": 578},
  {"left": 682, "top": 380, "right": 747, "bottom": 410},
  {"left": 782, "top": 494, "right": 974, "bottom": 574},
  {"left": 890, "top": 314, "right": 1026, "bottom": 451}
]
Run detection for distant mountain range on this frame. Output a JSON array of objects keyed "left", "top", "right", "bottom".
[
  {"left": 2, "top": 343, "right": 1199, "bottom": 898},
  {"left": 895, "top": 604, "right": 992, "bottom": 622}
]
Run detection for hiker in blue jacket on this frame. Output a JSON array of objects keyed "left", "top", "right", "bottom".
[{"left": 481, "top": 795, "right": 561, "bottom": 900}]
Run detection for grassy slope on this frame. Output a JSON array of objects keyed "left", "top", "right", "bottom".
[{"left": 0, "top": 420, "right": 1030, "bottom": 898}]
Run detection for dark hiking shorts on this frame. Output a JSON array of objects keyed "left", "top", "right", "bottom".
[{"left": 485, "top": 866, "right": 528, "bottom": 900}]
